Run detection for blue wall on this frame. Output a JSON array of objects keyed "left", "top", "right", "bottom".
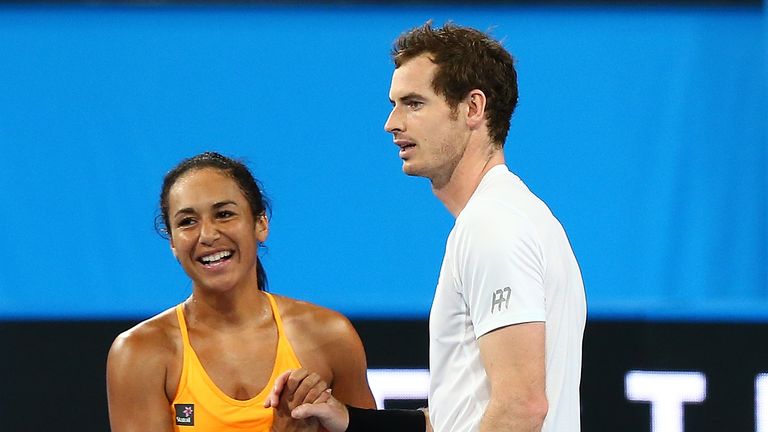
[{"left": 0, "top": 4, "right": 765, "bottom": 320}]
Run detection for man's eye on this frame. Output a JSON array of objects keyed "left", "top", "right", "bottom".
[{"left": 408, "top": 101, "right": 423, "bottom": 109}]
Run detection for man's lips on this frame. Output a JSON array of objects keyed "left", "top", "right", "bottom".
[
  {"left": 394, "top": 139, "right": 416, "bottom": 158},
  {"left": 394, "top": 139, "right": 416, "bottom": 149}
]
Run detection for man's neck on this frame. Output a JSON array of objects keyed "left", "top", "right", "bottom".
[{"left": 433, "top": 144, "right": 505, "bottom": 217}]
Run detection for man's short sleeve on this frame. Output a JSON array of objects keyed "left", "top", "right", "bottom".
[{"left": 453, "top": 200, "right": 547, "bottom": 339}]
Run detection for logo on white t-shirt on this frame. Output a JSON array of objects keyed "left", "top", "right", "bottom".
[{"left": 491, "top": 287, "right": 512, "bottom": 313}]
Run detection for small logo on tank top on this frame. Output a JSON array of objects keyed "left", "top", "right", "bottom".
[{"left": 174, "top": 404, "right": 195, "bottom": 426}]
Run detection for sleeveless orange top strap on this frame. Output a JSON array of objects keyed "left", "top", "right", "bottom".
[{"left": 171, "top": 293, "right": 302, "bottom": 431}]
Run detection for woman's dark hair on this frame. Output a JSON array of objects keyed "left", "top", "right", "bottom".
[{"left": 156, "top": 152, "right": 271, "bottom": 291}]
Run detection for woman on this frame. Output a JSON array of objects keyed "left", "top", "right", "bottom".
[{"left": 107, "top": 152, "right": 375, "bottom": 431}]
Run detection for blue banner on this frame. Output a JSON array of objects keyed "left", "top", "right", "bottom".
[{"left": 0, "top": 5, "right": 764, "bottom": 320}]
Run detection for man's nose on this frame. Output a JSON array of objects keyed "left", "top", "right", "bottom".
[{"left": 384, "top": 107, "right": 404, "bottom": 134}]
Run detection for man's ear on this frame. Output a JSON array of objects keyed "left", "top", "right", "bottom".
[
  {"left": 465, "top": 89, "right": 487, "bottom": 129},
  {"left": 255, "top": 214, "right": 269, "bottom": 243}
]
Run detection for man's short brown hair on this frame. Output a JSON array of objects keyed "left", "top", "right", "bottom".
[{"left": 392, "top": 22, "right": 519, "bottom": 147}]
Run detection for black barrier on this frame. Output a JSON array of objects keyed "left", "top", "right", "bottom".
[{"left": 1, "top": 319, "right": 767, "bottom": 431}]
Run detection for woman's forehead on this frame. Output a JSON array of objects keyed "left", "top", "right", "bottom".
[{"left": 168, "top": 168, "right": 246, "bottom": 209}]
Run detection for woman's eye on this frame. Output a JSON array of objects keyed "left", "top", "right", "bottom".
[
  {"left": 177, "top": 217, "right": 195, "bottom": 227},
  {"left": 217, "top": 210, "right": 235, "bottom": 218}
]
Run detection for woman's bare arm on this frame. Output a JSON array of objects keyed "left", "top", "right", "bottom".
[{"left": 107, "top": 322, "right": 176, "bottom": 432}]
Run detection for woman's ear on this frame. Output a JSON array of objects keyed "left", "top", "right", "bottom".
[
  {"left": 170, "top": 238, "right": 178, "bottom": 260},
  {"left": 255, "top": 214, "right": 269, "bottom": 243}
]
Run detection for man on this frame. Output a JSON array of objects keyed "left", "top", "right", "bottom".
[{"left": 269, "top": 22, "right": 586, "bottom": 432}]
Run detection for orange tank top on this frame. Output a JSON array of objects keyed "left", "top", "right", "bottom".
[{"left": 171, "top": 293, "right": 302, "bottom": 431}]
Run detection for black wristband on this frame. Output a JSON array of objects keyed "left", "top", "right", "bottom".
[{"left": 345, "top": 405, "right": 426, "bottom": 432}]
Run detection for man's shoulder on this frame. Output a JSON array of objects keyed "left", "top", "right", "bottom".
[{"left": 457, "top": 193, "right": 535, "bottom": 236}]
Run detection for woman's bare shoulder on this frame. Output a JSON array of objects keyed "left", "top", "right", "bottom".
[
  {"left": 272, "top": 294, "right": 356, "bottom": 340},
  {"left": 106, "top": 306, "right": 184, "bottom": 427},
  {"left": 109, "top": 306, "right": 181, "bottom": 362}
]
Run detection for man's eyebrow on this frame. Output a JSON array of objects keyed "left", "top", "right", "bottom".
[{"left": 391, "top": 92, "right": 425, "bottom": 105}]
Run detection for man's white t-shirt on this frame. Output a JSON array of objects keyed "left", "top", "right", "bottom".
[{"left": 428, "top": 165, "right": 586, "bottom": 432}]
